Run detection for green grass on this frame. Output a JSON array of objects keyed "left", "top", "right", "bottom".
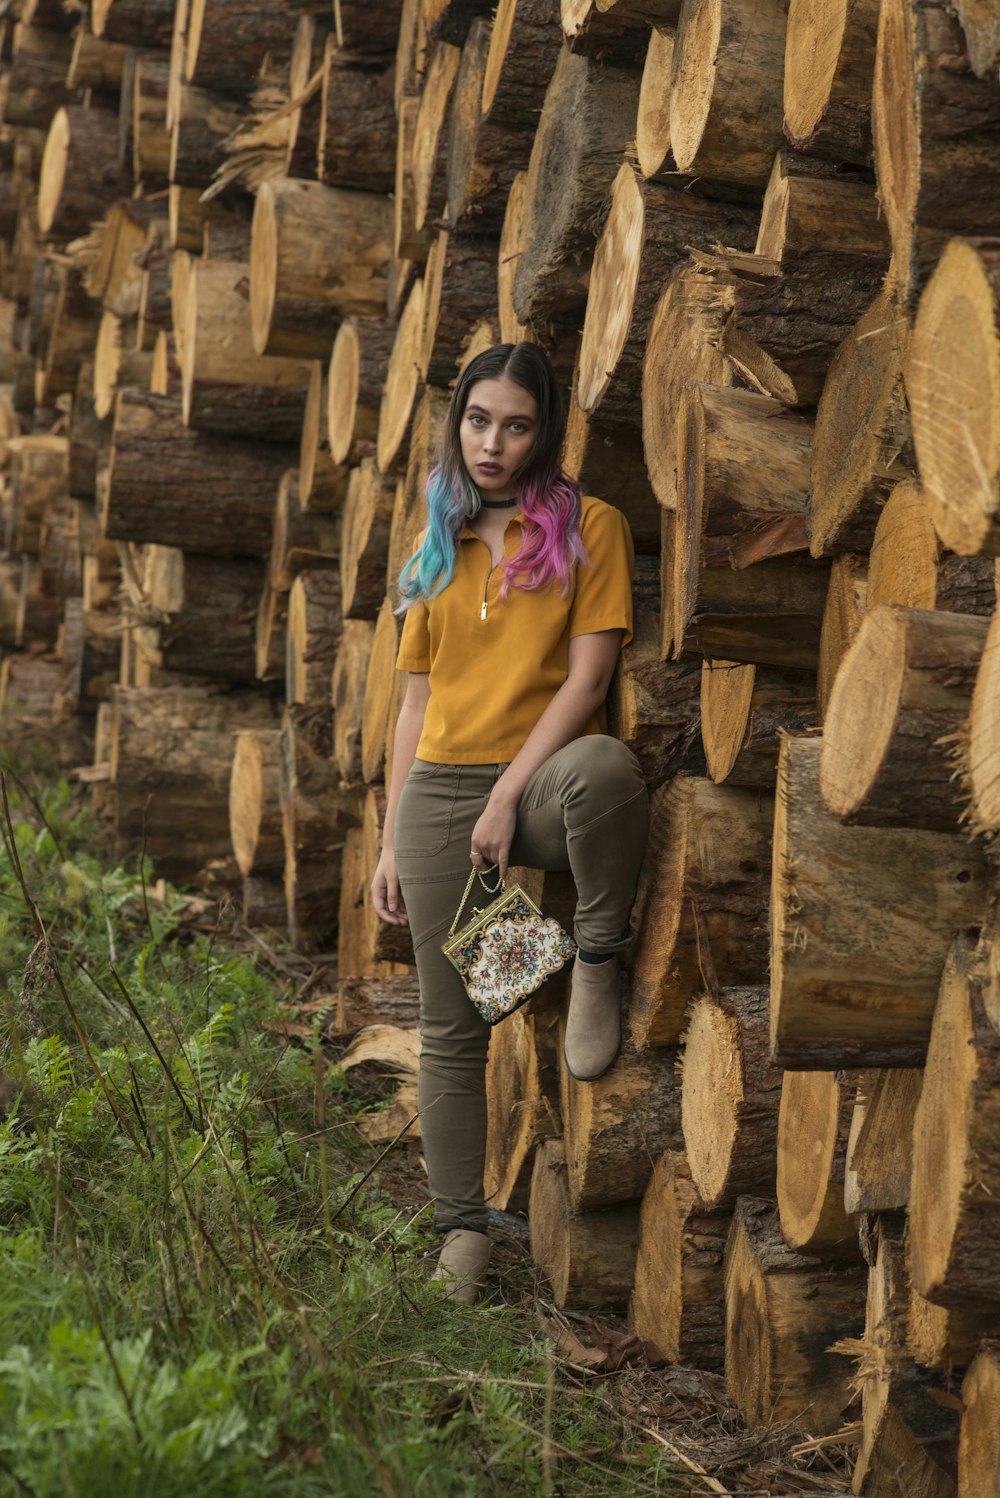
[{"left": 0, "top": 752, "right": 679, "bottom": 1497}]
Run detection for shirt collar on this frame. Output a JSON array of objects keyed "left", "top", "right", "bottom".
[{"left": 458, "top": 511, "right": 524, "bottom": 539}]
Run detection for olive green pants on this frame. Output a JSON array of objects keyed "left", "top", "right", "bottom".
[{"left": 393, "top": 735, "right": 649, "bottom": 1233}]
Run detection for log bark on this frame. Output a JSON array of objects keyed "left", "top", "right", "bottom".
[
  {"left": 486, "top": 975, "right": 564, "bottom": 1212},
  {"left": 513, "top": 46, "right": 642, "bottom": 325},
  {"left": 530, "top": 1138, "right": 640, "bottom": 1312},
  {"left": 910, "top": 933, "right": 1000, "bottom": 1312},
  {"left": 672, "top": 381, "right": 814, "bottom": 649},
  {"left": 0, "top": 653, "right": 66, "bottom": 729},
  {"left": 628, "top": 776, "right": 772, "bottom": 1049},
  {"left": 424, "top": 0, "right": 493, "bottom": 46},
  {"left": 376, "top": 278, "right": 424, "bottom": 474},
  {"left": 820, "top": 605, "right": 988, "bottom": 831},
  {"left": 782, "top": 0, "right": 879, "bottom": 166},
  {"left": 808, "top": 289, "right": 913, "bottom": 557},
  {"left": 106, "top": 389, "right": 290, "bottom": 556},
  {"left": 560, "top": 1028, "right": 684, "bottom": 1210},
  {"left": 641, "top": 260, "right": 734, "bottom": 511},
  {"left": 43, "top": 267, "right": 98, "bottom": 401},
  {"left": 328, "top": 317, "right": 395, "bottom": 466},
  {"left": 420, "top": 229, "right": 497, "bottom": 387},
  {"left": 606, "top": 630, "right": 704, "bottom": 791},
  {"left": 229, "top": 726, "right": 283, "bottom": 878},
  {"left": 851, "top": 1215, "right": 961, "bottom": 1498},
  {"left": 907, "top": 238, "right": 1000, "bottom": 558},
  {"left": 331, "top": 619, "right": 374, "bottom": 783},
  {"left": 959, "top": 1344, "right": 1000, "bottom": 1497},
  {"left": 169, "top": 83, "right": 243, "bottom": 188},
  {"left": 724, "top": 1196, "right": 865, "bottom": 1435},
  {"left": 318, "top": 43, "right": 395, "bottom": 192},
  {"left": 669, "top": 0, "right": 787, "bottom": 188},
  {"left": 38, "top": 107, "right": 131, "bottom": 240},
  {"left": 68, "top": 32, "right": 126, "bottom": 92},
  {"left": 0, "top": 25, "right": 73, "bottom": 128},
  {"left": 285, "top": 568, "right": 342, "bottom": 706},
  {"left": 133, "top": 53, "right": 171, "bottom": 182},
  {"left": 281, "top": 704, "right": 362, "bottom": 952},
  {"left": 677, "top": 552, "right": 830, "bottom": 673},
  {"left": 562, "top": 397, "right": 659, "bottom": 556},
  {"left": 873, "top": 0, "right": 1000, "bottom": 290},
  {"left": 681, "top": 986, "right": 781, "bottom": 1210},
  {"left": 341, "top": 459, "right": 395, "bottom": 621},
  {"left": 776, "top": 1070, "right": 859, "bottom": 1261},
  {"left": 92, "top": 0, "right": 175, "bottom": 46},
  {"left": 867, "top": 482, "right": 995, "bottom": 616},
  {"left": 6, "top": 435, "right": 68, "bottom": 556},
  {"left": 180, "top": 256, "right": 313, "bottom": 441},
  {"left": 631, "top": 1151, "right": 729, "bottom": 1370},
  {"left": 112, "top": 683, "right": 278, "bottom": 880},
  {"left": 701, "top": 660, "right": 816, "bottom": 788},
  {"left": 560, "top": 0, "right": 652, "bottom": 62},
  {"left": 250, "top": 178, "right": 392, "bottom": 358},
  {"left": 334, "top": 973, "right": 421, "bottom": 1033},
  {"left": 270, "top": 468, "right": 340, "bottom": 593},
  {"left": 844, "top": 1068, "right": 923, "bottom": 1214},
  {"left": 184, "top": 0, "right": 294, "bottom": 97},
  {"left": 577, "top": 164, "right": 758, "bottom": 424},
  {"left": 140, "top": 545, "right": 264, "bottom": 683},
  {"left": 817, "top": 551, "right": 867, "bottom": 719},
  {"left": 412, "top": 40, "right": 461, "bottom": 234},
  {"left": 771, "top": 735, "right": 987, "bottom": 1069},
  {"left": 756, "top": 151, "right": 888, "bottom": 264}
]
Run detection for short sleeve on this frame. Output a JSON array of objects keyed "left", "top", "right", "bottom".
[
  {"left": 568, "top": 501, "right": 635, "bottom": 647},
  {"left": 395, "top": 599, "right": 431, "bottom": 672}
]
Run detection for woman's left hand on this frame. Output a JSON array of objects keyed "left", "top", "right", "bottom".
[{"left": 469, "top": 794, "right": 518, "bottom": 880}]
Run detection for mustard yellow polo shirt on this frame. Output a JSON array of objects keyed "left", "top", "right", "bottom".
[{"left": 394, "top": 495, "right": 634, "bottom": 763}]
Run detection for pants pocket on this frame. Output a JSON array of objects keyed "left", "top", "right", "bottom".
[{"left": 393, "top": 765, "right": 461, "bottom": 856}]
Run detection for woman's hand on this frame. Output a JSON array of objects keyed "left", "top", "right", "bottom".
[
  {"left": 371, "top": 847, "right": 408, "bottom": 925},
  {"left": 469, "top": 794, "right": 518, "bottom": 880}
]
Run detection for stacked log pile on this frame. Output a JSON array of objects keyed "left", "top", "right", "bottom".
[{"left": 2, "top": 0, "right": 1000, "bottom": 1488}]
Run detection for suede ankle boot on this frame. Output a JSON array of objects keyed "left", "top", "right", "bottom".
[
  {"left": 564, "top": 952, "right": 622, "bottom": 1081},
  {"left": 431, "top": 1228, "right": 491, "bottom": 1303}
]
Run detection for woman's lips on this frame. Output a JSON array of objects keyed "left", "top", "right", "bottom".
[{"left": 477, "top": 463, "right": 503, "bottom": 473}]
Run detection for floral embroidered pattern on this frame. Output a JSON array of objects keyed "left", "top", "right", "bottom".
[{"left": 442, "top": 891, "right": 577, "bottom": 1025}]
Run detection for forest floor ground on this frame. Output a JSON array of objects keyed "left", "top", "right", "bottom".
[{"left": 0, "top": 733, "right": 855, "bottom": 1497}]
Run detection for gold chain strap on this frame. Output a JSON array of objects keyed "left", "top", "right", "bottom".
[{"left": 448, "top": 863, "right": 505, "bottom": 939}]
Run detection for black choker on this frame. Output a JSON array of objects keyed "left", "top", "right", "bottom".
[{"left": 479, "top": 497, "right": 519, "bottom": 508}]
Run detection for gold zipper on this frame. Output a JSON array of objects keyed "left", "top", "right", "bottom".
[{"left": 480, "top": 563, "right": 494, "bottom": 620}]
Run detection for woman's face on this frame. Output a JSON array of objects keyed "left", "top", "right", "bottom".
[{"left": 459, "top": 376, "right": 538, "bottom": 502}]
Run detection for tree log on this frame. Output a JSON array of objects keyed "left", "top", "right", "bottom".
[
  {"left": 724, "top": 1196, "right": 865, "bottom": 1435},
  {"left": 386, "top": 387, "right": 449, "bottom": 594},
  {"left": 285, "top": 568, "right": 342, "bottom": 705},
  {"left": 38, "top": 106, "right": 130, "bottom": 240},
  {"left": 959, "top": 1344, "right": 1000, "bottom": 1497},
  {"left": 270, "top": 467, "right": 340, "bottom": 593},
  {"left": 341, "top": 459, "right": 395, "bottom": 621},
  {"left": 362, "top": 786, "right": 415, "bottom": 965},
  {"left": 229, "top": 726, "right": 282, "bottom": 878},
  {"left": 179, "top": 256, "right": 312, "bottom": 441},
  {"left": 873, "top": 0, "right": 1000, "bottom": 290},
  {"left": 851, "top": 1215, "right": 961, "bottom": 1498},
  {"left": 106, "top": 389, "right": 289, "bottom": 556},
  {"left": 562, "top": 394, "right": 659, "bottom": 556},
  {"left": 334, "top": 973, "right": 421, "bottom": 1033},
  {"left": 868, "top": 482, "right": 995, "bottom": 616},
  {"left": 376, "top": 278, "right": 424, "bottom": 474},
  {"left": 820, "top": 605, "right": 988, "bottom": 831},
  {"left": 530, "top": 1138, "right": 640, "bottom": 1311},
  {"left": 485, "top": 973, "right": 564, "bottom": 1213},
  {"left": 844, "top": 1068, "right": 923, "bottom": 1214},
  {"left": 250, "top": 178, "right": 392, "bottom": 358},
  {"left": 681, "top": 986, "right": 781, "bottom": 1210},
  {"left": 771, "top": 735, "right": 987, "bottom": 1069},
  {"left": 411, "top": 40, "right": 461, "bottom": 234},
  {"left": 133, "top": 53, "right": 171, "bottom": 182},
  {"left": 513, "top": 46, "right": 642, "bottom": 325},
  {"left": 420, "top": 229, "right": 498, "bottom": 387},
  {"left": 361, "top": 596, "right": 400, "bottom": 784},
  {"left": 138, "top": 546, "right": 263, "bottom": 683},
  {"left": 757, "top": 151, "right": 887, "bottom": 265},
  {"left": 577, "top": 164, "right": 758, "bottom": 424},
  {"left": 636, "top": 25, "right": 674, "bottom": 180},
  {"left": 910, "top": 933, "right": 1000, "bottom": 1312},
  {"left": 631, "top": 1150, "right": 728, "bottom": 1369},
  {"left": 560, "top": 0, "right": 652, "bottom": 63},
  {"left": 331, "top": 619, "right": 374, "bottom": 783},
  {"left": 629, "top": 776, "right": 772, "bottom": 1049},
  {"left": 184, "top": 0, "right": 294, "bottom": 97},
  {"left": 678, "top": 552, "right": 830, "bottom": 672},
  {"left": 112, "top": 683, "right": 278, "bottom": 879},
  {"left": 808, "top": 289, "right": 913, "bottom": 557},
  {"left": 817, "top": 551, "right": 867, "bottom": 719},
  {"left": 281, "top": 704, "right": 362, "bottom": 952},
  {"left": 908, "top": 1278, "right": 980, "bottom": 1375},
  {"left": 965, "top": 605, "right": 1000, "bottom": 835},
  {"left": 669, "top": 0, "right": 787, "bottom": 188},
  {"left": 776, "top": 1070, "right": 859, "bottom": 1261},
  {"left": 92, "top": 0, "right": 175, "bottom": 46},
  {"left": 169, "top": 83, "right": 243, "bottom": 188},
  {"left": 328, "top": 317, "right": 395, "bottom": 466},
  {"left": 94, "top": 313, "right": 154, "bottom": 421},
  {"left": 560, "top": 1029, "right": 684, "bottom": 1210},
  {"left": 783, "top": 0, "right": 878, "bottom": 166},
  {"left": 0, "top": 25, "right": 73, "bottom": 128},
  {"left": 701, "top": 660, "right": 816, "bottom": 788},
  {"left": 424, "top": 0, "right": 493, "bottom": 46},
  {"left": 318, "top": 43, "right": 395, "bottom": 192}
]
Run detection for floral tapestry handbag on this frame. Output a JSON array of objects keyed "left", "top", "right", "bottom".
[{"left": 441, "top": 863, "right": 577, "bottom": 1025}]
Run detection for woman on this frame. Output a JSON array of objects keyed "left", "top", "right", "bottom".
[{"left": 371, "top": 343, "right": 649, "bottom": 1302}]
